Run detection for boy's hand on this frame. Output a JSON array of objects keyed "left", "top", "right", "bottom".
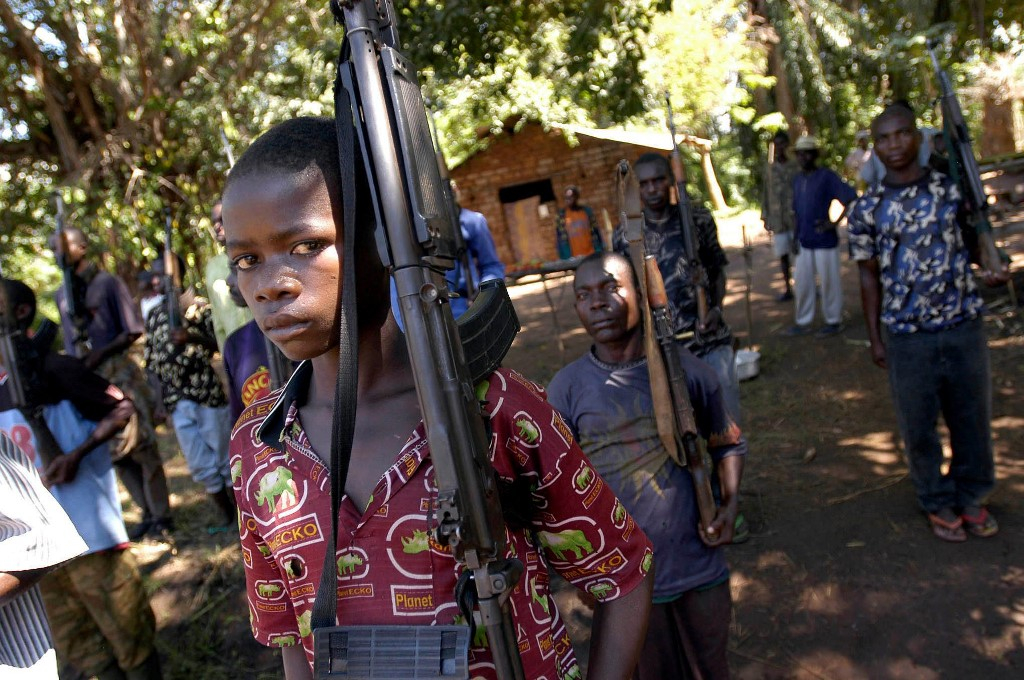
[{"left": 700, "top": 503, "right": 736, "bottom": 547}]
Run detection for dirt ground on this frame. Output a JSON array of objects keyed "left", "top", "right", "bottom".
[{"left": 132, "top": 208, "right": 1024, "bottom": 679}]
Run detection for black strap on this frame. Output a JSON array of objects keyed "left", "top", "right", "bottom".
[{"left": 310, "top": 47, "right": 360, "bottom": 633}]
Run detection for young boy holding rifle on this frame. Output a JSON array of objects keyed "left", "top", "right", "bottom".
[{"left": 222, "top": 116, "right": 654, "bottom": 680}]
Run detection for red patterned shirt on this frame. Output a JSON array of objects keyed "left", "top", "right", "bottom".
[{"left": 230, "top": 363, "right": 653, "bottom": 679}]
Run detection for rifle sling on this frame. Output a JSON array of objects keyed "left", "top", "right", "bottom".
[
  {"left": 310, "top": 52, "right": 360, "bottom": 634},
  {"left": 617, "top": 162, "right": 682, "bottom": 466}
]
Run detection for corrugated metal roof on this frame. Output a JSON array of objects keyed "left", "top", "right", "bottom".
[{"left": 550, "top": 123, "right": 712, "bottom": 152}]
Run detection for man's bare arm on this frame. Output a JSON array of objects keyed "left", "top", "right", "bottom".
[
  {"left": 586, "top": 569, "right": 654, "bottom": 679},
  {"left": 281, "top": 645, "right": 313, "bottom": 680},
  {"left": 856, "top": 260, "right": 886, "bottom": 368},
  {"left": 44, "top": 398, "right": 135, "bottom": 486},
  {"left": 0, "top": 567, "right": 50, "bottom": 607}
]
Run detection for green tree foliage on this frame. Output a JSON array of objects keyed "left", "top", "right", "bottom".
[
  {"left": 0, "top": 0, "right": 337, "bottom": 289},
  {"left": 1, "top": 0, "right": 666, "bottom": 288}
]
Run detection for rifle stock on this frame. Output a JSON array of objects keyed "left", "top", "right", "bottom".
[
  {"left": 642, "top": 257, "right": 718, "bottom": 532},
  {"left": 324, "top": 1, "right": 523, "bottom": 677}
]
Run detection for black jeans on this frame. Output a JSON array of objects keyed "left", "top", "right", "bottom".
[{"left": 886, "top": 318, "right": 996, "bottom": 513}]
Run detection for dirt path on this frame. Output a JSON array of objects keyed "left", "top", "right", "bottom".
[
  {"left": 505, "top": 209, "right": 1024, "bottom": 679},
  {"left": 136, "top": 209, "right": 1023, "bottom": 679}
]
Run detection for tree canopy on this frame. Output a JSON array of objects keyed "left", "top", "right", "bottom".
[{"left": 2, "top": 0, "right": 1023, "bottom": 293}]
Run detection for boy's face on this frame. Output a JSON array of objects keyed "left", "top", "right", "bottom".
[
  {"left": 223, "top": 170, "right": 340, "bottom": 361},
  {"left": 573, "top": 256, "right": 640, "bottom": 345}
]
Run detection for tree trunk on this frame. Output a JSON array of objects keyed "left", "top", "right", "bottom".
[{"left": 768, "top": 44, "right": 802, "bottom": 135}]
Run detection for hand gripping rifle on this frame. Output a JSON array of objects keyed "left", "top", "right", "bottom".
[
  {"left": 618, "top": 160, "right": 718, "bottom": 534},
  {"left": 0, "top": 266, "right": 63, "bottom": 467},
  {"left": 927, "top": 40, "right": 1009, "bottom": 283},
  {"left": 665, "top": 92, "right": 712, "bottom": 337},
  {"left": 313, "top": 1, "right": 522, "bottom": 677},
  {"left": 54, "top": 195, "right": 89, "bottom": 357}
]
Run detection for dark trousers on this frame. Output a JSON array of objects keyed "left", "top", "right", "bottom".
[
  {"left": 113, "top": 443, "right": 171, "bottom": 523},
  {"left": 634, "top": 580, "right": 732, "bottom": 680},
  {"left": 886, "top": 318, "right": 996, "bottom": 513}
]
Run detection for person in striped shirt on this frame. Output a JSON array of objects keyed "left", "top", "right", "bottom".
[{"left": 0, "top": 430, "right": 87, "bottom": 678}]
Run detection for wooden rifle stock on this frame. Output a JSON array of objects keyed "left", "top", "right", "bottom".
[{"left": 643, "top": 256, "right": 718, "bottom": 533}]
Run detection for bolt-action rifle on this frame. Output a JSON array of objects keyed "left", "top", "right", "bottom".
[
  {"left": 312, "top": 1, "right": 522, "bottom": 677},
  {"left": 0, "top": 266, "right": 63, "bottom": 467},
  {"left": 665, "top": 92, "right": 712, "bottom": 337},
  {"left": 54, "top": 195, "right": 89, "bottom": 357},
  {"left": 927, "top": 40, "right": 1010, "bottom": 284},
  {"left": 162, "top": 208, "right": 183, "bottom": 333},
  {"left": 617, "top": 160, "right": 718, "bottom": 534}
]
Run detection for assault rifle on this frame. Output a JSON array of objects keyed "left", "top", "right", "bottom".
[
  {"left": 0, "top": 267, "right": 62, "bottom": 467},
  {"left": 618, "top": 161, "right": 718, "bottom": 533},
  {"left": 665, "top": 92, "right": 711, "bottom": 335},
  {"left": 927, "top": 40, "right": 1007, "bottom": 280},
  {"left": 314, "top": 1, "right": 522, "bottom": 677},
  {"left": 54, "top": 194, "right": 89, "bottom": 357},
  {"left": 162, "top": 208, "right": 183, "bottom": 333}
]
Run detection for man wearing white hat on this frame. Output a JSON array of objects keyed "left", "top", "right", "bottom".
[{"left": 787, "top": 135, "right": 857, "bottom": 337}]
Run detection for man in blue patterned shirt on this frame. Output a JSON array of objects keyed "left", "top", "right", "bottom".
[{"left": 848, "top": 103, "right": 1003, "bottom": 542}]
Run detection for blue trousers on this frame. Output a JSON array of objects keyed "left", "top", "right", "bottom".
[{"left": 885, "top": 318, "right": 995, "bottom": 513}]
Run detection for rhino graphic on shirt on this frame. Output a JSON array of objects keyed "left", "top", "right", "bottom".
[
  {"left": 529, "top": 576, "right": 550, "bottom": 615},
  {"left": 297, "top": 610, "right": 312, "bottom": 638},
  {"left": 402, "top": 528, "right": 430, "bottom": 554},
  {"left": 257, "top": 582, "right": 282, "bottom": 598},
  {"left": 515, "top": 417, "right": 540, "bottom": 443},
  {"left": 337, "top": 553, "right": 364, "bottom": 575},
  {"left": 255, "top": 467, "right": 296, "bottom": 510},
  {"left": 537, "top": 529, "right": 594, "bottom": 560}
]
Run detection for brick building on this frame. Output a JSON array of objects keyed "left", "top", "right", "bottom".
[{"left": 449, "top": 121, "right": 723, "bottom": 272}]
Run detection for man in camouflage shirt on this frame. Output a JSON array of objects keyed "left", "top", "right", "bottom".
[
  {"left": 848, "top": 103, "right": 1003, "bottom": 542},
  {"left": 144, "top": 256, "right": 235, "bottom": 530},
  {"left": 761, "top": 130, "right": 799, "bottom": 301},
  {"left": 613, "top": 152, "right": 739, "bottom": 423}
]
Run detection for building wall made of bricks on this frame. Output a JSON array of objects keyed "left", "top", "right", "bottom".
[{"left": 451, "top": 123, "right": 666, "bottom": 268}]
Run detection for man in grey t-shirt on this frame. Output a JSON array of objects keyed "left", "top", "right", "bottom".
[{"left": 548, "top": 252, "right": 746, "bottom": 680}]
